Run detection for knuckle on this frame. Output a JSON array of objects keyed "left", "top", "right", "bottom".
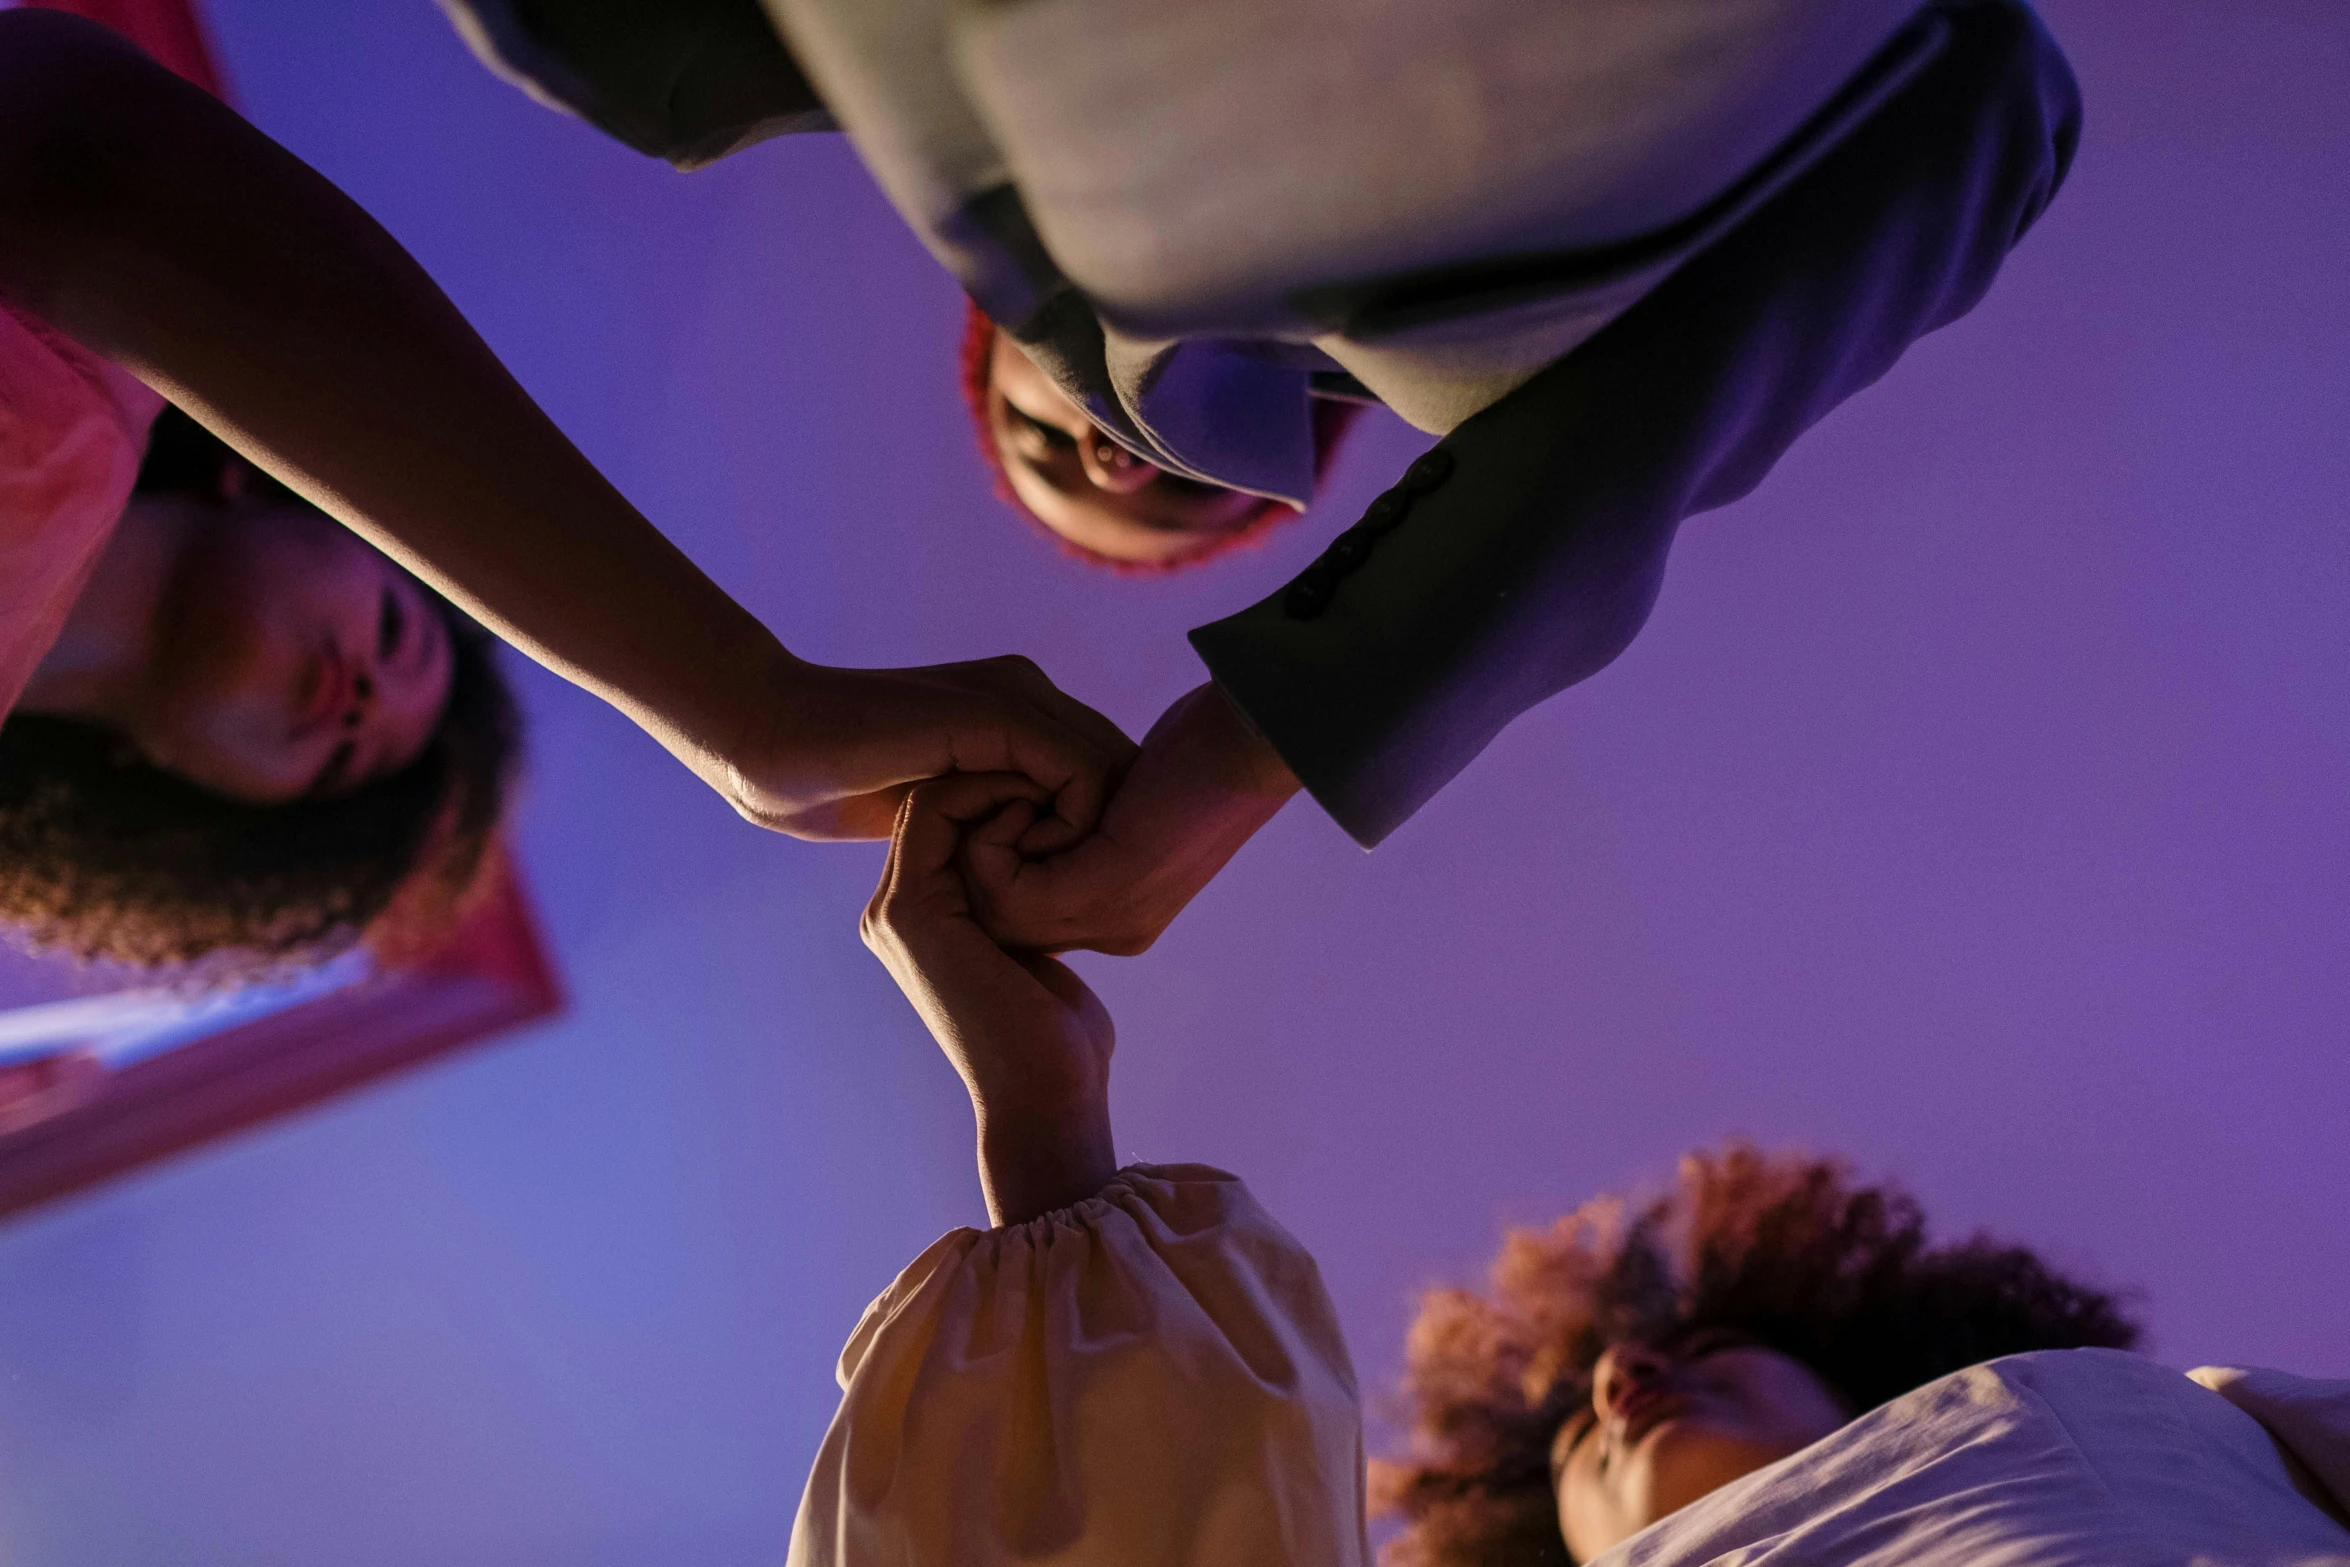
[
  {"left": 1103, "top": 913, "right": 1160, "bottom": 957},
  {"left": 989, "top": 653, "right": 1046, "bottom": 685},
  {"left": 861, "top": 891, "right": 911, "bottom": 942}
]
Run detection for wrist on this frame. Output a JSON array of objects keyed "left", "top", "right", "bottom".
[
  {"left": 1194, "top": 680, "right": 1301, "bottom": 803},
  {"left": 705, "top": 640, "right": 814, "bottom": 818},
  {"left": 973, "top": 1087, "right": 1117, "bottom": 1228}
]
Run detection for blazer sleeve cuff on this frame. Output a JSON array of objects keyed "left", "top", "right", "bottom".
[{"left": 1189, "top": 583, "right": 1488, "bottom": 851}]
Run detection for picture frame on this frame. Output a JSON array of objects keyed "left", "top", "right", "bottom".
[{"left": 0, "top": 854, "right": 561, "bottom": 1221}]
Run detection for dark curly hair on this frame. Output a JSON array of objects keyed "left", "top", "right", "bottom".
[
  {"left": 0, "top": 407, "right": 523, "bottom": 972},
  {"left": 1370, "top": 1143, "right": 2142, "bottom": 1567}
]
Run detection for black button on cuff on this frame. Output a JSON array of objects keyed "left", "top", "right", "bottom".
[
  {"left": 1362, "top": 491, "right": 1409, "bottom": 533},
  {"left": 1401, "top": 447, "right": 1455, "bottom": 494},
  {"left": 1283, "top": 456, "right": 1449, "bottom": 621}
]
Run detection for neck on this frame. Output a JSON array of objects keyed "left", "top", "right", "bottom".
[{"left": 18, "top": 498, "right": 197, "bottom": 725}]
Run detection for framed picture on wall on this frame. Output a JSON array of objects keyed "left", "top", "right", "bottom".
[{"left": 0, "top": 853, "right": 562, "bottom": 1222}]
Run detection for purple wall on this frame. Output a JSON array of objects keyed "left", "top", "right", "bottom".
[{"left": 0, "top": 2, "right": 2343, "bottom": 1562}]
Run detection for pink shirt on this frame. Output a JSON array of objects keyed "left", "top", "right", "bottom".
[{"left": 0, "top": 301, "right": 163, "bottom": 718}]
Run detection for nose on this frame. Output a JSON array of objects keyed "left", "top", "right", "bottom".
[
  {"left": 1591, "top": 1343, "right": 1674, "bottom": 1422},
  {"left": 1077, "top": 427, "right": 1161, "bottom": 495},
  {"left": 341, "top": 665, "right": 375, "bottom": 730}
]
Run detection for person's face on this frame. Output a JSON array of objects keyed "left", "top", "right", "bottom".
[
  {"left": 1553, "top": 1336, "right": 1850, "bottom": 1561},
  {"left": 986, "top": 331, "right": 1268, "bottom": 564},
  {"left": 135, "top": 504, "right": 453, "bottom": 803}
]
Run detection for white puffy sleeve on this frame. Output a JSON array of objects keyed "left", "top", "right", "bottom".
[
  {"left": 2188, "top": 1364, "right": 2350, "bottom": 1526},
  {"left": 789, "top": 1164, "right": 1368, "bottom": 1567}
]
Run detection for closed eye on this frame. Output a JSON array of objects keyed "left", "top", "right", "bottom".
[{"left": 377, "top": 587, "right": 405, "bottom": 662}]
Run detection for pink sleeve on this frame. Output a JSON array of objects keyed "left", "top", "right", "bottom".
[{"left": 0, "top": 302, "right": 163, "bottom": 718}]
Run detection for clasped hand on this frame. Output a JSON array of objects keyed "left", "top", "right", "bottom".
[
  {"left": 958, "top": 681, "right": 1300, "bottom": 956},
  {"left": 861, "top": 683, "right": 1300, "bottom": 1218},
  {"left": 728, "top": 654, "right": 1298, "bottom": 956},
  {"left": 714, "top": 652, "right": 1139, "bottom": 842}
]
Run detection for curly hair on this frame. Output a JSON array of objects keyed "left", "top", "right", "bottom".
[
  {"left": 1370, "top": 1144, "right": 2142, "bottom": 1567},
  {"left": 0, "top": 408, "right": 523, "bottom": 973},
  {"left": 958, "top": 302, "right": 1366, "bottom": 575}
]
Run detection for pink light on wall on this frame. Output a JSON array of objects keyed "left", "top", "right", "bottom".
[{"left": 18, "top": 0, "right": 229, "bottom": 96}]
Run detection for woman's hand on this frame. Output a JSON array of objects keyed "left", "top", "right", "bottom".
[
  {"left": 863, "top": 773, "right": 1118, "bottom": 1225},
  {"left": 959, "top": 681, "right": 1299, "bottom": 955},
  {"left": 721, "top": 654, "right": 1138, "bottom": 842}
]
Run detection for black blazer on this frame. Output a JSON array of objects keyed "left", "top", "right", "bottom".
[{"left": 1192, "top": 0, "right": 2081, "bottom": 845}]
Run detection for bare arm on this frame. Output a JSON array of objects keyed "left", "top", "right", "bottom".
[
  {"left": 864, "top": 774, "right": 1117, "bottom": 1226},
  {"left": 0, "top": 10, "right": 1128, "bottom": 837}
]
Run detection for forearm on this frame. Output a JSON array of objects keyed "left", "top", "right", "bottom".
[
  {"left": 0, "top": 12, "right": 787, "bottom": 793},
  {"left": 1124, "top": 680, "right": 1299, "bottom": 884}
]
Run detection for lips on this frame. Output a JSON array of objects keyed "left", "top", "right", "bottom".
[{"left": 295, "top": 643, "right": 350, "bottom": 737}]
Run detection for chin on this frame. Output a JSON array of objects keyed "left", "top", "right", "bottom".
[{"left": 1635, "top": 1420, "right": 1801, "bottom": 1524}]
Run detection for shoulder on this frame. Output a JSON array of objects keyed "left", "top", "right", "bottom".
[{"left": 0, "top": 302, "right": 156, "bottom": 713}]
